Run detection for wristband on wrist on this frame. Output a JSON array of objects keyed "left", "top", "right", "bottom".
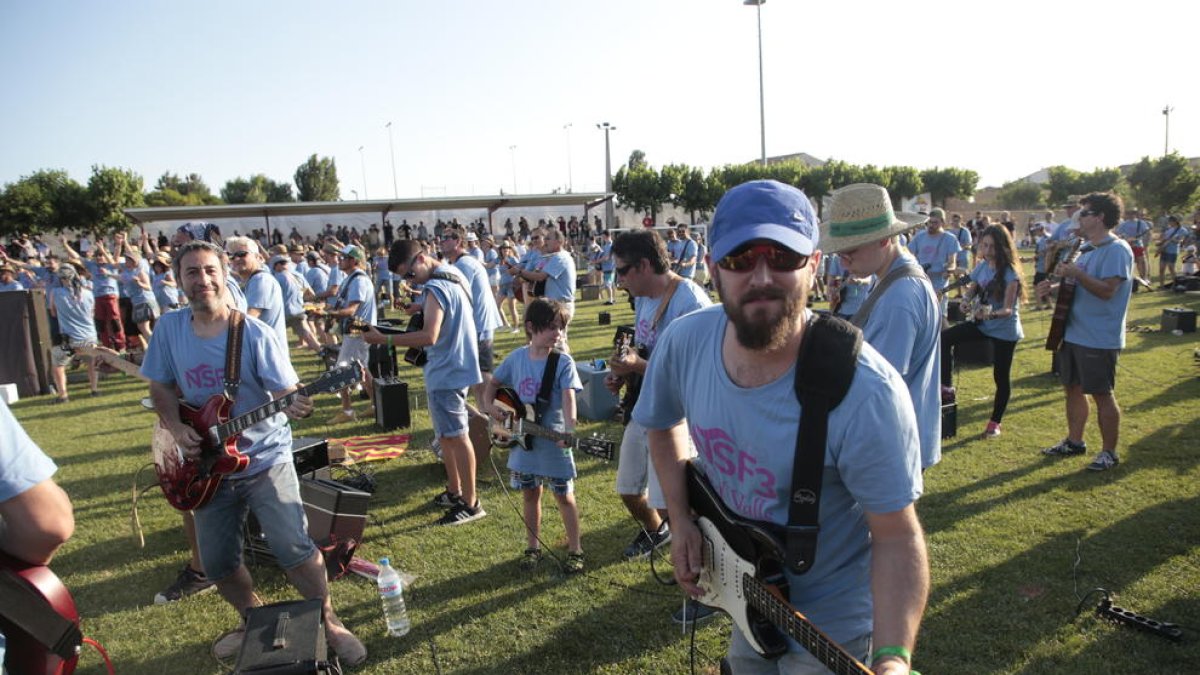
[
  {"left": 387, "top": 335, "right": 393, "bottom": 348},
  {"left": 871, "top": 645, "right": 912, "bottom": 665}
]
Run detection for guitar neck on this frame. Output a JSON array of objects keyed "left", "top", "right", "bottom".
[
  {"left": 742, "top": 574, "right": 873, "bottom": 675},
  {"left": 519, "top": 418, "right": 577, "bottom": 446}
]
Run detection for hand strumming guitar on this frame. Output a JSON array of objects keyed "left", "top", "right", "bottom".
[
  {"left": 167, "top": 420, "right": 205, "bottom": 460},
  {"left": 608, "top": 348, "right": 642, "bottom": 378}
]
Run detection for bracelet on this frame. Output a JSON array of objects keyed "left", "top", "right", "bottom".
[
  {"left": 387, "top": 335, "right": 393, "bottom": 348},
  {"left": 871, "top": 645, "right": 912, "bottom": 665}
]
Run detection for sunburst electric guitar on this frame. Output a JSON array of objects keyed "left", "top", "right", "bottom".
[{"left": 489, "top": 386, "right": 616, "bottom": 461}]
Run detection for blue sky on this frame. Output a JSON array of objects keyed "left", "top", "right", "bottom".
[{"left": 1, "top": 0, "right": 1194, "bottom": 200}]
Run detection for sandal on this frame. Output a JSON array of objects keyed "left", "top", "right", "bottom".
[
  {"left": 564, "top": 552, "right": 585, "bottom": 575},
  {"left": 520, "top": 548, "right": 542, "bottom": 571}
]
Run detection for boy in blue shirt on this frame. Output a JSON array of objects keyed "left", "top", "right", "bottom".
[{"left": 484, "top": 299, "right": 585, "bottom": 572}]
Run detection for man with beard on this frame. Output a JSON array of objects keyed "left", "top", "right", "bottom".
[
  {"left": 319, "top": 245, "right": 376, "bottom": 424},
  {"left": 141, "top": 240, "right": 365, "bottom": 664},
  {"left": 636, "top": 180, "right": 927, "bottom": 674}
]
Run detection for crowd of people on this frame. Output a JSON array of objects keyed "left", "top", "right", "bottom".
[{"left": 0, "top": 181, "right": 1192, "bottom": 673}]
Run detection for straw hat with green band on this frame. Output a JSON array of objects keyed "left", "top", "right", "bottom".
[{"left": 818, "top": 183, "right": 928, "bottom": 254}]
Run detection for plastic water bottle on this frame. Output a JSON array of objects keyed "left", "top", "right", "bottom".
[{"left": 377, "top": 557, "right": 410, "bottom": 636}]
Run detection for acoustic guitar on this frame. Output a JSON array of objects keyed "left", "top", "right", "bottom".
[
  {"left": 154, "top": 364, "right": 362, "bottom": 511},
  {"left": 1044, "top": 239, "right": 1084, "bottom": 351},
  {"left": 489, "top": 386, "right": 615, "bottom": 461}
]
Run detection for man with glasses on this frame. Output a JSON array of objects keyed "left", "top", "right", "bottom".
[
  {"left": 1036, "top": 193, "right": 1134, "bottom": 472},
  {"left": 637, "top": 180, "right": 927, "bottom": 674},
  {"left": 225, "top": 236, "right": 288, "bottom": 350},
  {"left": 819, "top": 184, "right": 943, "bottom": 471},
  {"left": 364, "top": 240, "right": 485, "bottom": 525},
  {"left": 906, "top": 209, "right": 961, "bottom": 316},
  {"left": 675, "top": 225, "right": 699, "bottom": 280},
  {"left": 605, "top": 230, "right": 710, "bottom": 567},
  {"left": 317, "top": 245, "right": 376, "bottom": 425},
  {"left": 947, "top": 212, "right": 972, "bottom": 297}
]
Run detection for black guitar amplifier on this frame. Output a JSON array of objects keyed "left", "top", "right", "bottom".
[
  {"left": 1162, "top": 307, "right": 1196, "bottom": 333},
  {"left": 941, "top": 403, "right": 957, "bottom": 439},
  {"left": 244, "top": 475, "right": 370, "bottom": 577},
  {"left": 598, "top": 311, "right": 611, "bottom": 325},
  {"left": 374, "top": 377, "right": 410, "bottom": 430},
  {"left": 233, "top": 599, "right": 336, "bottom": 674},
  {"left": 291, "top": 437, "right": 330, "bottom": 477}
]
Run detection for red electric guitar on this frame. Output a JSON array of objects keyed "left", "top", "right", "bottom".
[
  {"left": 154, "top": 363, "right": 362, "bottom": 511},
  {"left": 0, "top": 551, "right": 82, "bottom": 675}
]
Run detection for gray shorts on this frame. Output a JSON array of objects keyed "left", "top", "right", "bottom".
[
  {"left": 132, "top": 302, "right": 159, "bottom": 324},
  {"left": 51, "top": 337, "right": 97, "bottom": 368},
  {"left": 429, "top": 387, "right": 469, "bottom": 439},
  {"left": 1058, "top": 342, "right": 1118, "bottom": 394},
  {"left": 337, "top": 335, "right": 370, "bottom": 369}
]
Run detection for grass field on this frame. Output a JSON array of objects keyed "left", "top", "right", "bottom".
[{"left": 8, "top": 280, "right": 1199, "bottom": 675}]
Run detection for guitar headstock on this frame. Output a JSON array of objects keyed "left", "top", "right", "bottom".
[
  {"left": 578, "top": 435, "right": 616, "bottom": 461},
  {"left": 309, "top": 362, "right": 363, "bottom": 395}
]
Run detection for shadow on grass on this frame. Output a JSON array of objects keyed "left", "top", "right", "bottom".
[{"left": 921, "top": 494, "right": 1200, "bottom": 673}]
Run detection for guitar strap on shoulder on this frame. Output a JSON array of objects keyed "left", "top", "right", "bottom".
[
  {"left": 786, "top": 313, "right": 862, "bottom": 575},
  {"left": 223, "top": 310, "right": 245, "bottom": 402},
  {"left": 849, "top": 260, "right": 927, "bottom": 328},
  {"left": 0, "top": 566, "right": 82, "bottom": 661},
  {"left": 534, "top": 350, "right": 561, "bottom": 424}
]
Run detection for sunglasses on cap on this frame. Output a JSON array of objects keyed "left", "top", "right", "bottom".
[{"left": 716, "top": 243, "right": 809, "bottom": 273}]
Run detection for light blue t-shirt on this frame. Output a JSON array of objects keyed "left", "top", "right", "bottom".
[
  {"left": 335, "top": 269, "right": 377, "bottom": 328},
  {"left": 483, "top": 248, "right": 502, "bottom": 286},
  {"left": 632, "top": 305, "right": 923, "bottom": 647},
  {"left": 951, "top": 227, "right": 972, "bottom": 269},
  {"left": 0, "top": 280, "right": 23, "bottom": 292},
  {"left": 666, "top": 239, "right": 682, "bottom": 267},
  {"left": 85, "top": 260, "right": 120, "bottom": 297},
  {"left": 1065, "top": 236, "right": 1133, "bottom": 350},
  {"left": 599, "top": 241, "right": 615, "bottom": 272},
  {"left": 499, "top": 255, "right": 519, "bottom": 289},
  {"left": 676, "top": 238, "right": 699, "bottom": 278},
  {"left": 1034, "top": 236, "right": 1049, "bottom": 274},
  {"left": 0, "top": 398, "right": 58, "bottom": 502},
  {"left": 120, "top": 259, "right": 155, "bottom": 306},
  {"left": 140, "top": 309, "right": 298, "bottom": 477},
  {"left": 274, "top": 268, "right": 308, "bottom": 318},
  {"left": 421, "top": 267, "right": 481, "bottom": 391},
  {"left": 1115, "top": 219, "right": 1151, "bottom": 248},
  {"left": 860, "top": 254, "right": 942, "bottom": 469},
  {"left": 969, "top": 263, "right": 1024, "bottom": 342},
  {"left": 634, "top": 278, "right": 712, "bottom": 353},
  {"left": 52, "top": 285, "right": 98, "bottom": 342},
  {"left": 536, "top": 250, "right": 576, "bottom": 303},
  {"left": 494, "top": 346, "right": 583, "bottom": 479},
  {"left": 452, "top": 254, "right": 503, "bottom": 341},
  {"left": 325, "top": 267, "right": 346, "bottom": 308},
  {"left": 826, "top": 257, "right": 870, "bottom": 319},
  {"left": 907, "top": 230, "right": 961, "bottom": 291},
  {"left": 242, "top": 271, "right": 287, "bottom": 348},
  {"left": 225, "top": 275, "right": 248, "bottom": 313},
  {"left": 152, "top": 271, "right": 180, "bottom": 309},
  {"left": 305, "top": 264, "right": 330, "bottom": 296},
  {"left": 1161, "top": 225, "right": 1188, "bottom": 256}
]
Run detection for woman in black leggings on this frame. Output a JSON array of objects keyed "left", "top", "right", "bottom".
[{"left": 941, "top": 225, "right": 1025, "bottom": 438}]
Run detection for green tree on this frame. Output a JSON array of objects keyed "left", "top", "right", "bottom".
[
  {"left": 1076, "top": 167, "right": 1122, "bottom": 195},
  {"left": 294, "top": 154, "right": 341, "bottom": 202},
  {"left": 858, "top": 164, "right": 892, "bottom": 189},
  {"left": 0, "top": 169, "right": 87, "bottom": 237},
  {"left": 86, "top": 165, "right": 144, "bottom": 237},
  {"left": 221, "top": 175, "right": 295, "bottom": 204},
  {"left": 1126, "top": 153, "right": 1200, "bottom": 216},
  {"left": 1044, "top": 165, "right": 1081, "bottom": 205},
  {"left": 613, "top": 164, "right": 669, "bottom": 223},
  {"left": 627, "top": 149, "right": 647, "bottom": 171},
  {"left": 921, "top": 167, "right": 978, "bottom": 207},
  {"left": 146, "top": 171, "right": 222, "bottom": 207},
  {"left": 676, "top": 166, "right": 718, "bottom": 223},
  {"left": 885, "top": 166, "right": 924, "bottom": 209},
  {"left": 996, "top": 180, "right": 1045, "bottom": 210}
]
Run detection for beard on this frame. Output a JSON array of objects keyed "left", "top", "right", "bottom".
[{"left": 715, "top": 274, "right": 806, "bottom": 351}]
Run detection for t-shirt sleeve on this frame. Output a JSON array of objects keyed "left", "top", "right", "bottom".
[
  {"left": 0, "top": 401, "right": 58, "bottom": 502},
  {"left": 558, "top": 354, "right": 583, "bottom": 392},
  {"left": 252, "top": 322, "right": 298, "bottom": 392},
  {"left": 140, "top": 314, "right": 177, "bottom": 384},
  {"left": 631, "top": 320, "right": 687, "bottom": 430},
  {"left": 493, "top": 351, "right": 516, "bottom": 388},
  {"left": 862, "top": 290, "right": 921, "bottom": 378},
  {"left": 1094, "top": 245, "right": 1132, "bottom": 281}
]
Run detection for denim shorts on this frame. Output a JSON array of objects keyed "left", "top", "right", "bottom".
[
  {"left": 510, "top": 471, "right": 573, "bottom": 496},
  {"left": 429, "top": 387, "right": 469, "bottom": 439},
  {"left": 193, "top": 461, "right": 315, "bottom": 581},
  {"left": 499, "top": 284, "right": 515, "bottom": 298}
]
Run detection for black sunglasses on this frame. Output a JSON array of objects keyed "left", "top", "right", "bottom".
[
  {"left": 615, "top": 262, "right": 635, "bottom": 277},
  {"left": 402, "top": 254, "right": 421, "bottom": 279},
  {"left": 716, "top": 243, "right": 809, "bottom": 273},
  {"left": 229, "top": 251, "right": 251, "bottom": 259},
  {"left": 1078, "top": 209, "right": 1098, "bottom": 217}
]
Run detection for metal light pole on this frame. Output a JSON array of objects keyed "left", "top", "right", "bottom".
[
  {"left": 1162, "top": 105, "right": 1174, "bottom": 156},
  {"left": 596, "top": 122, "right": 616, "bottom": 227},
  {"left": 386, "top": 122, "right": 398, "bottom": 198},
  {"left": 509, "top": 145, "right": 518, "bottom": 194},
  {"left": 745, "top": 0, "right": 767, "bottom": 165},
  {"left": 350, "top": 189, "right": 358, "bottom": 201},
  {"left": 563, "top": 123, "right": 574, "bottom": 193},
  {"left": 357, "top": 146, "right": 368, "bottom": 200}
]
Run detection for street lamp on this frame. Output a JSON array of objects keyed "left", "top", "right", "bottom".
[
  {"left": 744, "top": 0, "right": 767, "bottom": 166},
  {"left": 1162, "top": 105, "right": 1174, "bottom": 156},
  {"left": 509, "top": 145, "right": 518, "bottom": 194},
  {"left": 563, "top": 123, "right": 574, "bottom": 193},
  {"left": 386, "top": 122, "right": 398, "bottom": 198},
  {"left": 596, "top": 122, "right": 617, "bottom": 227},
  {"left": 350, "top": 189, "right": 358, "bottom": 201},
  {"left": 358, "top": 146, "right": 368, "bottom": 200}
]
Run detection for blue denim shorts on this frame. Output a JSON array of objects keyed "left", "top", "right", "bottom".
[
  {"left": 510, "top": 471, "right": 573, "bottom": 496},
  {"left": 193, "top": 461, "right": 315, "bottom": 581},
  {"left": 429, "top": 387, "right": 469, "bottom": 439}
]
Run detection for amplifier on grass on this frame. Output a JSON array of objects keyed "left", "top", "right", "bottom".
[
  {"left": 291, "top": 436, "right": 331, "bottom": 476},
  {"left": 373, "top": 377, "right": 410, "bottom": 430},
  {"left": 1162, "top": 307, "right": 1196, "bottom": 333},
  {"left": 941, "top": 403, "right": 957, "bottom": 439},
  {"left": 598, "top": 311, "right": 611, "bottom": 325}
]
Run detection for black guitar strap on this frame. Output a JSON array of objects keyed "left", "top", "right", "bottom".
[
  {"left": 849, "top": 259, "right": 927, "bottom": 328},
  {"left": 0, "top": 567, "right": 82, "bottom": 660},
  {"left": 534, "top": 350, "right": 561, "bottom": 424},
  {"left": 786, "top": 313, "right": 861, "bottom": 574},
  {"left": 223, "top": 310, "right": 245, "bottom": 402}
]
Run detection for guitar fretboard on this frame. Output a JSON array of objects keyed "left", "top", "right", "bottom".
[
  {"left": 214, "top": 368, "right": 356, "bottom": 438},
  {"left": 742, "top": 573, "right": 872, "bottom": 675}
]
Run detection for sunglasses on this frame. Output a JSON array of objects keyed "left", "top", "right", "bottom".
[
  {"left": 1078, "top": 209, "right": 1098, "bottom": 217},
  {"left": 717, "top": 243, "right": 809, "bottom": 273},
  {"left": 440, "top": 234, "right": 459, "bottom": 241},
  {"left": 402, "top": 254, "right": 420, "bottom": 279},
  {"left": 615, "top": 262, "right": 635, "bottom": 277},
  {"left": 229, "top": 251, "right": 251, "bottom": 259}
]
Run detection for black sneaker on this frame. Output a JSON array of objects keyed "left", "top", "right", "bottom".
[
  {"left": 1087, "top": 450, "right": 1120, "bottom": 471},
  {"left": 623, "top": 529, "right": 654, "bottom": 559},
  {"left": 154, "top": 564, "right": 216, "bottom": 604},
  {"left": 672, "top": 602, "right": 719, "bottom": 625},
  {"left": 648, "top": 521, "right": 672, "bottom": 551},
  {"left": 431, "top": 489, "right": 461, "bottom": 508},
  {"left": 1042, "top": 438, "right": 1086, "bottom": 457},
  {"left": 437, "top": 499, "right": 486, "bottom": 526}
]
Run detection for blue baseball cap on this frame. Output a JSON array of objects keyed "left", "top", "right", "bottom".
[{"left": 709, "top": 180, "right": 820, "bottom": 261}]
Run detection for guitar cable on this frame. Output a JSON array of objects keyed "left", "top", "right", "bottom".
[{"left": 129, "top": 461, "right": 160, "bottom": 547}]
